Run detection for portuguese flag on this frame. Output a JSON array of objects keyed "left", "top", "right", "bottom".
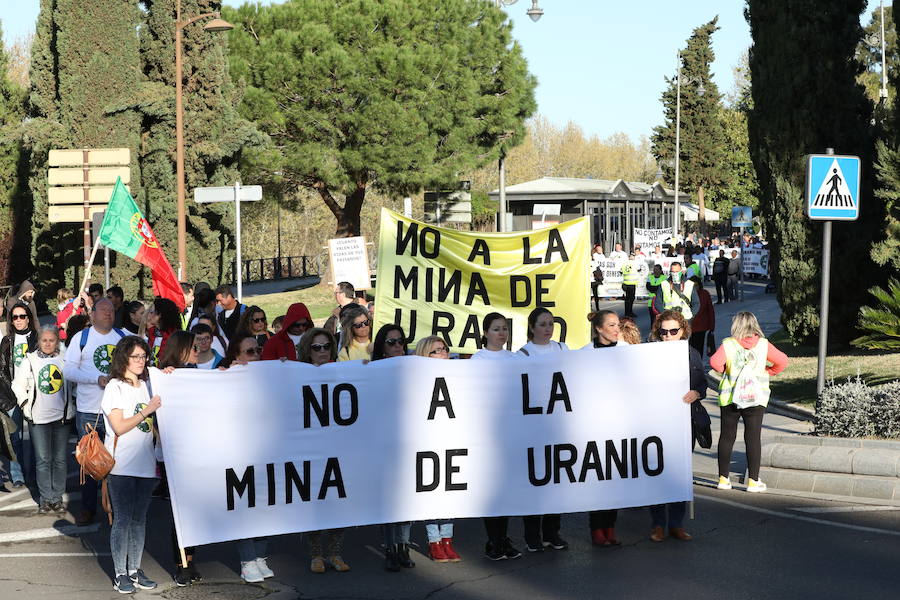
[{"left": 99, "top": 178, "right": 185, "bottom": 312}]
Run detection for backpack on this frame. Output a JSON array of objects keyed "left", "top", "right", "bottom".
[{"left": 80, "top": 327, "right": 126, "bottom": 352}]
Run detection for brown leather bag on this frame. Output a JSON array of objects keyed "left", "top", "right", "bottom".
[{"left": 75, "top": 416, "right": 115, "bottom": 484}]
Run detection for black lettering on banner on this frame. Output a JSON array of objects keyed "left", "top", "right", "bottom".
[
  {"left": 225, "top": 466, "right": 255, "bottom": 510},
  {"left": 522, "top": 236, "right": 542, "bottom": 264},
  {"left": 438, "top": 269, "right": 462, "bottom": 304},
  {"left": 554, "top": 316, "right": 568, "bottom": 343},
  {"left": 394, "top": 265, "right": 418, "bottom": 298},
  {"left": 510, "top": 275, "right": 532, "bottom": 307},
  {"left": 579, "top": 441, "right": 604, "bottom": 482},
  {"left": 396, "top": 220, "right": 440, "bottom": 258},
  {"left": 303, "top": 384, "right": 329, "bottom": 428},
  {"left": 458, "top": 315, "right": 482, "bottom": 349},
  {"left": 285, "top": 460, "right": 311, "bottom": 503},
  {"left": 527, "top": 446, "right": 551, "bottom": 486},
  {"left": 416, "top": 451, "right": 440, "bottom": 492},
  {"left": 427, "top": 377, "right": 456, "bottom": 420},
  {"left": 521, "top": 373, "right": 541, "bottom": 414},
  {"left": 432, "top": 311, "right": 455, "bottom": 345},
  {"left": 606, "top": 439, "right": 628, "bottom": 479},
  {"left": 332, "top": 383, "right": 359, "bottom": 426},
  {"left": 630, "top": 437, "right": 639, "bottom": 479},
  {"left": 267, "top": 463, "right": 276, "bottom": 506},
  {"left": 547, "top": 371, "right": 572, "bottom": 414},
  {"left": 535, "top": 274, "right": 556, "bottom": 307},
  {"left": 425, "top": 267, "right": 435, "bottom": 302},
  {"left": 467, "top": 239, "right": 491, "bottom": 265},
  {"left": 420, "top": 227, "right": 441, "bottom": 259},
  {"left": 396, "top": 220, "right": 418, "bottom": 255},
  {"left": 465, "top": 272, "right": 490, "bottom": 306},
  {"left": 445, "top": 449, "right": 468, "bottom": 491},
  {"left": 319, "top": 457, "right": 347, "bottom": 499},
  {"left": 642, "top": 436, "right": 664, "bottom": 476},
  {"left": 553, "top": 443, "right": 577, "bottom": 484},
  {"left": 545, "top": 229, "right": 570, "bottom": 263},
  {"left": 392, "top": 308, "right": 417, "bottom": 341}
]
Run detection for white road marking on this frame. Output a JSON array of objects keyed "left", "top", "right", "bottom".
[
  {"left": 698, "top": 493, "right": 900, "bottom": 537},
  {"left": 0, "top": 552, "right": 111, "bottom": 558},
  {"left": 788, "top": 505, "right": 900, "bottom": 514},
  {"left": 0, "top": 492, "right": 81, "bottom": 512},
  {"left": 0, "top": 523, "right": 100, "bottom": 543},
  {"left": 365, "top": 544, "right": 384, "bottom": 558}
]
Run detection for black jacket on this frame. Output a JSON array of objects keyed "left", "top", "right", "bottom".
[{"left": 0, "top": 330, "right": 38, "bottom": 386}]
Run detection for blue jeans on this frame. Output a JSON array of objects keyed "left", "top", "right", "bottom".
[
  {"left": 237, "top": 538, "right": 268, "bottom": 563},
  {"left": 425, "top": 521, "right": 453, "bottom": 543},
  {"left": 107, "top": 474, "right": 157, "bottom": 576},
  {"left": 382, "top": 522, "right": 411, "bottom": 546},
  {"left": 650, "top": 502, "right": 687, "bottom": 529},
  {"left": 30, "top": 420, "right": 70, "bottom": 504},
  {"left": 76, "top": 411, "right": 105, "bottom": 514},
  {"left": 8, "top": 405, "right": 24, "bottom": 483}
]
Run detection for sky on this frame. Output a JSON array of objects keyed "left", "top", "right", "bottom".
[{"left": 0, "top": 1, "right": 852, "bottom": 144}]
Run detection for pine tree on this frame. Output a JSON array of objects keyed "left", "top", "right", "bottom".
[
  {"left": 0, "top": 22, "right": 27, "bottom": 285},
  {"left": 746, "top": 0, "right": 880, "bottom": 344},
  {"left": 651, "top": 17, "right": 728, "bottom": 236}
]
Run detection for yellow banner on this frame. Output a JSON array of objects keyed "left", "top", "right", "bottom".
[{"left": 374, "top": 208, "right": 591, "bottom": 353}]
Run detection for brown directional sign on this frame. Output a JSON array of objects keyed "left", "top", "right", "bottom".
[
  {"left": 48, "top": 148, "right": 130, "bottom": 167},
  {"left": 48, "top": 166, "right": 131, "bottom": 186},
  {"left": 49, "top": 204, "right": 108, "bottom": 224},
  {"left": 47, "top": 186, "right": 125, "bottom": 205}
]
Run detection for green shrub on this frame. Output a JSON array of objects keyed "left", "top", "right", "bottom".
[
  {"left": 852, "top": 278, "right": 900, "bottom": 350},
  {"left": 816, "top": 377, "right": 900, "bottom": 438}
]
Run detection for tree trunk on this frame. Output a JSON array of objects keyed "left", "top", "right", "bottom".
[
  {"left": 697, "top": 184, "right": 706, "bottom": 239},
  {"left": 315, "top": 180, "right": 367, "bottom": 238}
]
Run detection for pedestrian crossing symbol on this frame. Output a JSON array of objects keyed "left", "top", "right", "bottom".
[{"left": 806, "top": 154, "right": 861, "bottom": 221}]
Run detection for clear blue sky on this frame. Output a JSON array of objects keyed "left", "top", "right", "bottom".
[{"left": 1, "top": 1, "right": 865, "bottom": 143}]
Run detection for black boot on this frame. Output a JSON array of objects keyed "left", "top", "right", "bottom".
[
  {"left": 384, "top": 544, "right": 401, "bottom": 572},
  {"left": 397, "top": 543, "right": 416, "bottom": 568}
]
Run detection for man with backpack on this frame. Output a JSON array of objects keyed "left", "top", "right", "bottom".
[{"left": 63, "top": 299, "right": 126, "bottom": 526}]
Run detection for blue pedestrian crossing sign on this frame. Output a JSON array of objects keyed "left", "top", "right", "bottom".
[
  {"left": 806, "top": 154, "right": 861, "bottom": 221},
  {"left": 731, "top": 206, "right": 753, "bottom": 228}
]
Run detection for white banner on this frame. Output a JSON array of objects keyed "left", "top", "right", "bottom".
[
  {"left": 152, "top": 343, "right": 693, "bottom": 549},
  {"left": 328, "top": 236, "right": 371, "bottom": 290},
  {"left": 740, "top": 248, "right": 769, "bottom": 276},
  {"left": 633, "top": 228, "right": 674, "bottom": 254}
]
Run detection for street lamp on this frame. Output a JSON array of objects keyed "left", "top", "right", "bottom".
[
  {"left": 865, "top": 0, "right": 889, "bottom": 103},
  {"left": 495, "top": 0, "right": 544, "bottom": 232},
  {"left": 672, "top": 51, "right": 704, "bottom": 243},
  {"left": 174, "top": 1, "right": 233, "bottom": 280}
]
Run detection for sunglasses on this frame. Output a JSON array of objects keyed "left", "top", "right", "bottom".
[
  {"left": 660, "top": 328, "right": 682, "bottom": 337},
  {"left": 385, "top": 337, "right": 403, "bottom": 346},
  {"left": 352, "top": 320, "right": 371, "bottom": 329},
  {"left": 310, "top": 343, "right": 332, "bottom": 352},
  {"left": 291, "top": 321, "right": 311, "bottom": 329},
  {"left": 429, "top": 347, "right": 449, "bottom": 355},
  {"left": 242, "top": 347, "right": 260, "bottom": 355},
  {"left": 11, "top": 314, "right": 28, "bottom": 321},
  {"left": 252, "top": 317, "right": 267, "bottom": 323}
]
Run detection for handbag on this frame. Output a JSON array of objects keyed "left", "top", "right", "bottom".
[
  {"left": 75, "top": 415, "right": 115, "bottom": 484},
  {"left": 0, "top": 377, "right": 15, "bottom": 413},
  {"left": 593, "top": 267, "right": 604, "bottom": 283},
  {"left": 691, "top": 401, "right": 712, "bottom": 449}
]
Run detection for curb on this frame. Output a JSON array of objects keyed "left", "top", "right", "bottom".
[{"left": 768, "top": 398, "right": 815, "bottom": 421}]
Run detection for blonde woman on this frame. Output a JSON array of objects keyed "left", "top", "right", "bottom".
[
  {"left": 710, "top": 311, "right": 788, "bottom": 493},
  {"left": 337, "top": 306, "right": 371, "bottom": 361},
  {"left": 413, "top": 336, "right": 461, "bottom": 563}
]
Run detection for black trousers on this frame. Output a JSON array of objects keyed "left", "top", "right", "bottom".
[
  {"left": 523, "top": 514, "right": 560, "bottom": 543},
  {"left": 689, "top": 331, "right": 706, "bottom": 356},
  {"left": 483, "top": 517, "right": 509, "bottom": 544},
  {"left": 718, "top": 404, "right": 766, "bottom": 480},
  {"left": 588, "top": 509, "right": 618, "bottom": 530},
  {"left": 714, "top": 276, "right": 727, "bottom": 302},
  {"left": 591, "top": 281, "right": 601, "bottom": 309},
  {"left": 622, "top": 284, "right": 636, "bottom": 316}
]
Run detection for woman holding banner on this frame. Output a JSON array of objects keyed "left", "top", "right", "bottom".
[
  {"left": 297, "top": 328, "right": 351, "bottom": 574},
  {"left": 472, "top": 313, "right": 523, "bottom": 560},
  {"left": 337, "top": 306, "right": 372, "bottom": 362},
  {"left": 413, "top": 336, "right": 463, "bottom": 564},
  {"left": 518, "top": 308, "right": 568, "bottom": 552}
]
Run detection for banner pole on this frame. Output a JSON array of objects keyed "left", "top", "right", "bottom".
[
  {"left": 78, "top": 237, "right": 103, "bottom": 296},
  {"left": 179, "top": 546, "right": 188, "bottom": 569}
]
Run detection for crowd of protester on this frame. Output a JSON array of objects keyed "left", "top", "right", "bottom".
[{"left": 0, "top": 277, "right": 785, "bottom": 593}]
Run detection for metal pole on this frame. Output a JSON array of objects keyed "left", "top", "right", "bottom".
[
  {"left": 175, "top": 0, "right": 187, "bottom": 281},
  {"left": 104, "top": 246, "right": 110, "bottom": 289},
  {"left": 739, "top": 226, "right": 745, "bottom": 301},
  {"left": 673, "top": 53, "right": 681, "bottom": 244},
  {"left": 82, "top": 151, "right": 90, "bottom": 268},
  {"left": 816, "top": 147, "right": 836, "bottom": 398},
  {"left": 498, "top": 155, "right": 507, "bottom": 232},
  {"left": 880, "top": 0, "right": 888, "bottom": 101},
  {"left": 235, "top": 181, "right": 243, "bottom": 303}
]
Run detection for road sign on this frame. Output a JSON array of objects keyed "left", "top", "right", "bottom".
[
  {"left": 806, "top": 154, "right": 861, "bottom": 221},
  {"left": 48, "top": 166, "right": 131, "bottom": 186},
  {"left": 49, "top": 204, "right": 107, "bottom": 224},
  {"left": 731, "top": 206, "right": 753, "bottom": 227},
  {"left": 48, "top": 186, "right": 126, "bottom": 205},
  {"left": 48, "top": 148, "right": 130, "bottom": 167},
  {"left": 194, "top": 185, "right": 262, "bottom": 203}
]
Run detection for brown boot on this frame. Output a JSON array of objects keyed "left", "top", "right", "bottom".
[{"left": 650, "top": 526, "right": 666, "bottom": 542}]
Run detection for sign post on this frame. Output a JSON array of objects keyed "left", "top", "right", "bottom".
[
  {"left": 194, "top": 183, "right": 263, "bottom": 302},
  {"left": 805, "top": 149, "right": 861, "bottom": 397},
  {"left": 732, "top": 206, "right": 753, "bottom": 301}
]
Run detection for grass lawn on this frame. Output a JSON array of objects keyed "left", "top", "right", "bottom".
[
  {"left": 768, "top": 329, "right": 899, "bottom": 406},
  {"left": 244, "top": 284, "right": 337, "bottom": 322}
]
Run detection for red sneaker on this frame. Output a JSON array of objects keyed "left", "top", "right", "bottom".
[
  {"left": 604, "top": 527, "right": 621, "bottom": 546},
  {"left": 591, "top": 528, "right": 609, "bottom": 546},
  {"left": 442, "top": 538, "right": 462, "bottom": 562},
  {"left": 429, "top": 541, "right": 450, "bottom": 562}
]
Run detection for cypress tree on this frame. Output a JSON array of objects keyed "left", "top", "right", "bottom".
[
  {"left": 0, "top": 22, "right": 27, "bottom": 285},
  {"left": 746, "top": 0, "right": 879, "bottom": 344}
]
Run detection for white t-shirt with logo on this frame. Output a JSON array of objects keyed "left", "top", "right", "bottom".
[
  {"left": 470, "top": 349, "right": 521, "bottom": 360},
  {"left": 517, "top": 340, "right": 569, "bottom": 356},
  {"left": 63, "top": 327, "right": 126, "bottom": 414},
  {"left": 101, "top": 379, "right": 157, "bottom": 479},
  {"left": 12, "top": 333, "right": 29, "bottom": 369},
  {"left": 28, "top": 353, "right": 67, "bottom": 424}
]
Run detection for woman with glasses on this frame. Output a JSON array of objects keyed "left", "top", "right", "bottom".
[
  {"left": 220, "top": 334, "right": 262, "bottom": 369},
  {"left": 710, "top": 311, "right": 788, "bottom": 494},
  {"left": 260, "top": 303, "right": 312, "bottom": 361},
  {"left": 296, "top": 328, "right": 351, "bottom": 574},
  {"left": 101, "top": 336, "right": 162, "bottom": 593},
  {"left": 370, "top": 324, "right": 413, "bottom": 571},
  {"left": 196, "top": 314, "right": 228, "bottom": 357},
  {"left": 0, "top": 302, "right": 38, "bottom": 488},
  {"left": 235, "top": 306, "right": 271, "bottom": 348},
  {"left": 189, "top": 324, "right": 223, "bottom": 369},
  {"left": 412, "top": 336, "right": 462, "bottom": 564},
  {"left": 337, "top": 306, "right": 371, "bottom": 362},
  {"left": 517, "top": 307, "right": 568, "bottom": 553},
  {"left": 646, "top": 309, "right": 708, "bottom": 542}
]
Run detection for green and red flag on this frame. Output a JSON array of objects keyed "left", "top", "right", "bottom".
[{"left": 98, "top": 178, "right": 185, "bottom": 312}]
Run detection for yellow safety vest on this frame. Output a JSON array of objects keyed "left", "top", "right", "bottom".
[
  {"left": 646, "top": 274, "right": 666, "bottom": 307},
  {"left": 717, "top": 337, "right": 771, "bottom": 407},
  {"left": 659, "top": 279, "right": 695, "bottom": 319},
  {"left": 621, "top": 261, "right": 639, "bottom": 285}
]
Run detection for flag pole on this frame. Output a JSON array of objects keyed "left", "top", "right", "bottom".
[{"left": 78, "top": 237, "right": 103, "bottom": 296}]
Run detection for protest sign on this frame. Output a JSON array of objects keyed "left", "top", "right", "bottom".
[
  {"left": 151, "top": 342, "right": 693, "bottom": 549},
  {"left": 327, "top": 236, "right": 371, "bottom": 290},
  {"left": 741, "top": 248, "right": 769, "bottom": 276},
  {"left": 375, "top": 208, "right": 591, "bottom": 352},
  {"left": 633, "top": 228, "right": 674, "bottom": 254}
]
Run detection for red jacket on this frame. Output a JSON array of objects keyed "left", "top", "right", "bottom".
[
  {"left": 691, "top": 289, "right": 716, "bottom": 333},
  {"left": 261, "top": 303, "right": 312, "bottom": 361},
  {"left": 56, "top": 300, "right": 84, "bottom": 341}
]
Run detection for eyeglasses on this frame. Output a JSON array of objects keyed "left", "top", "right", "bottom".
[
  {"left": 352, "top": 320, "right": 370, "bottom": 329},
  {"left": 11, "top": 314, "right": 28, "bottom": 321},
  {"left": 385, "top": 337, "right": 403, "bottom": 346},
  {"left": 310, "top": 343, "right": 332, "bottom": 352},
  {"left": 660, "top": 328, "right": 681, "bottom": 337},
  {"left": 242, "top": 347, "right": 260, "bottom": 355},
  {"left": 429, "top": 347, "right": 449, "bottom": 355},
  {"left": 252, "top": 317, "right": 266, "bottom": 323},
  {"left": 129, "top": 354, "right": 148, "bottom": 361}
]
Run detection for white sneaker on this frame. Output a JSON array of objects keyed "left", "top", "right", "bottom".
[
  {"left": 746, "top": 478, "right": 767, "bottom": 493},
  {"left": 716, "top": 476, "right": 732, "bottom": 490},
  {"left": 256, "top": 557, "right": 274, "bottom": 579},
  {"left": 240, "top": 560, "right": 264, "bottom": 583}
]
